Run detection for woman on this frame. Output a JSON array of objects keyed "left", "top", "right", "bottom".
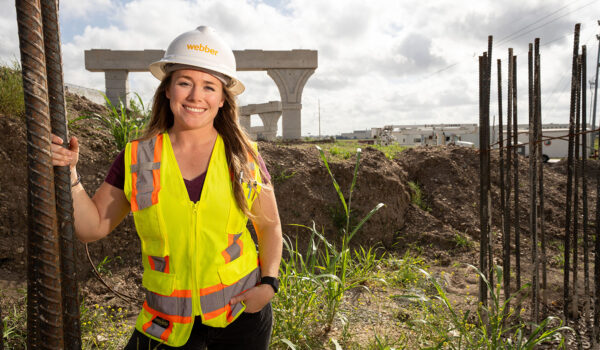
[{"left": 51, "top": 26, "right": 282, "bottom": 349}]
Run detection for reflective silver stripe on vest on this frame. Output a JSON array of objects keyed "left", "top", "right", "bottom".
[
  {"left": 146, "top": 291, "right": 192, "bottom": 318},
  {"left": 200, "top": 267, "right": 260, "bottom": 315},
  {"left": 150, "top": 256, "right": 168, "bottom": 273},
  {"left": 145, "top": 322, "right": 168, "bottom": 339},
  {"left": 132, "top": 137, "right": 160, "bottom": 210},
  {"left": 224, "top": 233, "right": 242, "bottom": 262}
]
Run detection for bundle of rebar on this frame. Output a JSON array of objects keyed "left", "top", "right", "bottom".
[{"left": 15, "top": 0, "right": 81, "bottom": 348}]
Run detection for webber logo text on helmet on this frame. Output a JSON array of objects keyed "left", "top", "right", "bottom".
[{"left": 186, "top": 43, "right": 219, "bottom": 56}]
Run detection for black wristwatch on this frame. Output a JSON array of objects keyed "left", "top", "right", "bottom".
[{"left": 260, "top": 276, "right": 279, "bottom": 294}]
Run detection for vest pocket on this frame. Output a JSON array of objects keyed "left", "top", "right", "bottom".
[
  {"left": 142, "top": 267, "right": 176, "bottom": 296},
  {"left": 134, "top": 205, "right": 168, "bottom": 258}
]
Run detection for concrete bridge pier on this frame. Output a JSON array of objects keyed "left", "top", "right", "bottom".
[
  {"left": 239, "top": 101, "right": 282, "bottom": 141},
  {"left": 267, "top": 68, "right": 315, "bottom": 140},
  {"left": 104, "top": 70, "right": 129, "bottom": 106}
]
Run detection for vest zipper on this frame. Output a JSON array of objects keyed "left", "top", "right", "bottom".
[{"left": 191, "top": 201, "right": 201, "bottom": 317}]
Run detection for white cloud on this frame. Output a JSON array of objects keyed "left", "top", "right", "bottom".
[{"left": 1, "top": 0, "right": 598, "bottom": 136}]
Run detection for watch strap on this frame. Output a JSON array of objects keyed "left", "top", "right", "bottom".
[{"left": 260, "top": 276, "right": 279, "bottom": 294}]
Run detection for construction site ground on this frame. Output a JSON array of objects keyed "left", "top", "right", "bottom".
[{"left": 1, "top": 93, "right": 599, "bottom": 348}]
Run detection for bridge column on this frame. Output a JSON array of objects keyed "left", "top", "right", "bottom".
[
  {"left": 104, "top": 69, "right": 129, "bottom": 107},
  {"left": 267, "top": 68, "right": 315, "bottom": 140}
]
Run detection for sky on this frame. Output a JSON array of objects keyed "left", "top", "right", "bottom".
[{"left": 1, "top": 0, "right": 599, "bottom": 136}]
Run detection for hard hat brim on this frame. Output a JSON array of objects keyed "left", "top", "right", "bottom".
[{"left": 149, "top": 59, "right": 245, "bottom": 95}]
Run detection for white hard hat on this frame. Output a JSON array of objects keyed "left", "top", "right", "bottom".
[{"left": 149, "top": 26, "right": 245, "bottom": 95}]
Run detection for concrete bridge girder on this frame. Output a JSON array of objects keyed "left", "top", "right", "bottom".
[{"left": 84, "top": 49, "right": 318, "bottom": 139}]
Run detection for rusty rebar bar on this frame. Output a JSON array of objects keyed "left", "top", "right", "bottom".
[
  {"left": 487, "top": 36, "right": 494, "bottom": 288},
  {"left": 0, "top": 302, "right": 3, "bottom": 350},
  {"left": 573, "top": 53, "right": 581, "bottom": 320},
  {"left": 564, "top": 23, "right": 581, "bottom": 320},
  {"left": 595, "top": 132, "right": 600, "bottom": 343},
  {"left": 498, "top": 58, "right": 505, "bottom": 291},
  {"left": 15, "top": 0, "right": 64, "bottom": 348},
  {"left": 512, "top": 54, "right": 520, "bottom": 292},
  {"left": 504, "top": 48, "right": 514, "bottom": 305},
  {"left": 528, "top": 42, "right": 539, "bottom": 323},
  {"left": 39, "top": 0, "right": 81, "bottom": 347},
  {"left": 535, "top": 38, "right": 547, "bottom": 318},
  {"left": 479, "top": 53, "right": 490, "bottom": 308},
  {"left": 580, "top": 45, "right": 590, "bottom": 323}
]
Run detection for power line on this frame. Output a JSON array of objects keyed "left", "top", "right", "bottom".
[
  {"left": 495, "top": 0, "right": 582, "bottom": 46},
  {"left": 495, "top": 0, "right": 599, "bottom": 47}
]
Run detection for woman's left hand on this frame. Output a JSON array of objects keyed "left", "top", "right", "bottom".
[{"left": 229, "top": 284, "right": 274, "bottom": 313}]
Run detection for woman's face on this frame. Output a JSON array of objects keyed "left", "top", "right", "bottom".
[{"left": 166, "top": 69, "right": 225, "bottom": 132}]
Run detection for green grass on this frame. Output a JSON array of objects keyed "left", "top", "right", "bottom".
[
  {"left": 310, "top": 140, "right": 408, "bottom": 161},
  {"left": 0, "top": 61, "right": 25, "bottom": 118},
  {"left": 408, "top": 181, "right": 431, "bottom": 212}
]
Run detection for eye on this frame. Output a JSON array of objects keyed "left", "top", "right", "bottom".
[
  {"left": 204, "top": 85, "right": 215, "bottom": 92},
  {"left": 177, "top": 81, "right": 191, "bottom": 87}
]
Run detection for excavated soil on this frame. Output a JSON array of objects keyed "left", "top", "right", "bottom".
[{"left": 1, "top": 93, "right": 599, "bottom": 347}]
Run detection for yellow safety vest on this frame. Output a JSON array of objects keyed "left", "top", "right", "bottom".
[{"left": 123, "top": 132, "right": 262, "bottom": 346}]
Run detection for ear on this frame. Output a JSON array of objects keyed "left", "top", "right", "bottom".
[
  {"left": 165, "top": 85, "right": 171, "bottom": 100},
  {"left": 219, "top": 92, "right": 225, "bottom": 108}
]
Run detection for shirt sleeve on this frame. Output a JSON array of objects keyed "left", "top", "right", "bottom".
[
  {"left": 104, "top": 149, "right": 126, "bottom": 190},
  {"left": 257, "top": 153, "right": 271, "bottom": 184}
]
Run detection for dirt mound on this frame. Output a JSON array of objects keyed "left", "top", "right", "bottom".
[
  {"left": 260, "top": 143, "right": 410, "bottom": 250},
  {"left": 397, "top": 145, "right": 598, "bottom": 266}
]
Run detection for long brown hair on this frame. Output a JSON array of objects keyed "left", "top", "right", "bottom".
[{"left": 142, "top": 71, "right": 260, "bottom": 217}]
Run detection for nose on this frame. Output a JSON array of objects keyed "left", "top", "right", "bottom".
[{"left": 188, "top": 85, "right": 205, "bottom": 101}]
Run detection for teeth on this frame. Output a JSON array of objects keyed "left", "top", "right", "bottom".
[{"left": 185, "top": 106, "right": 206, "bottom": 113}]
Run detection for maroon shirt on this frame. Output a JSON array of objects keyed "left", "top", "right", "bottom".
[{"left": 105, "top": 149, "right": 271, "bottom": 203}]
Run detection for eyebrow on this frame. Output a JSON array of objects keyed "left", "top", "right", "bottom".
[{"left": 177, "top": 75, "right": 219, "bottom": 85}]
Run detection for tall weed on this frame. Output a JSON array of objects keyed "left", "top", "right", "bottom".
[
  {"left": 70, "top": 93, "right": 150, "bottom": 150},
  {"left": 0, "top": 61, "right": 25, "bottom": 118},
  {"left": 399, "top": 265, "right": 572, "bottom": 349}
]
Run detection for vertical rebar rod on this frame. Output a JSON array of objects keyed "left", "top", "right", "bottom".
[
  {"left": 487, "top": 36, "right": 494, "bottom": 287},
  {"left": 581, "top": 45, "right": 590, "bottom": 323},
  {"left": 505, "top": 48, "right": 514, "bottom": 305},
  {"left": 573, "top": 54, "right": 582, "bottom": 320},
  {"left": 528, "top": 42, "right": 539, "bottom": 323},
  {"left": 498, "top": 58, "right": 505, "bottom": 290},
  {"left": 595, "top": 22, "right": 600, "bottom": 347},
  {"left": 565, "top": 23, "right": 581, "bottom": 320},
  {"left": 15, "top": 0, "right": 64, "bottom": 348},
  {"left": 0, "top": 303, "right": 3, "bottom": 350},
  {"left": 535, "top": 38, "right": 547, "bottom": 317},
  {"left": 512, "top": 54, "right": 521, "bottom": 292},
  {"left": 479, "top": 53, "right": 490, "bottom": 309},
  {"left": 595, "top": 131, "right": 600, "bottom": 344},
  {"left": 39, "top": 0, "right": 81, "bottom": 347}
]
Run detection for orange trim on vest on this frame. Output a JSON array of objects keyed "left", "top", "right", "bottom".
[
  {"left": 142, "top": 318, "right": 153, "bottom": 332},
  {"left": 148, "top": 256, "right": 155, "bottom": 270},
  {"left": 198, "top": 283, "right": 226, "bottom": 296},
  {"left": 221, "top": 250, "right": 231, "bottom": 264},
  {"left": 237, "top": 238, "right": 243, "bottom": 256},
  {"left": 151, "top": 134, "right": 163, "bottom": 205},
  {"left": 142, "top": 301, "right": 193, "bottom": 324},
  {"left": 203, "top": 304, "right": 229, "bottom": 321},
  {"left": 161, "top": 322, "right": 174, "bottom": 341}
]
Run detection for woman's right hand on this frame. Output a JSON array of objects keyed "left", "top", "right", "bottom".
[{"left": 51, "top": 134, "right": 79, "bottom": 169}]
